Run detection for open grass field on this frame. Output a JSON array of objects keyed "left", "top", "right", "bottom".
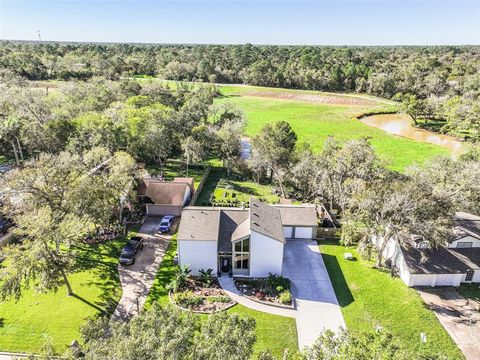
[
  {"left": 0, "top": 227, "right": 140, "bottom": 353},
  {"left": 216, "top": 85, "right": 449, "bottom": 171},
  {"left": 320, "top": 240, "right": 463, "bottom": 359},
  {"left": 145, "top": 238, "right": 298, "bottom": 358}
]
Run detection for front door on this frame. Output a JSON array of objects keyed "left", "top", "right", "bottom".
[{"left": 219, "top": 255, "right": 232, "bottom": 273}]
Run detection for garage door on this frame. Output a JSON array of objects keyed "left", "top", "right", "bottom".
[
  {"left": 294, "top": 227, "right": 313, "bottom": 239},
  {"left": 283, "top": 226, "right": 293, "bottom": 238}
]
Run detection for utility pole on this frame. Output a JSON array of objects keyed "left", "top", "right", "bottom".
[{"left": 37, "top": 30, "right": 41, "bottom": 42}]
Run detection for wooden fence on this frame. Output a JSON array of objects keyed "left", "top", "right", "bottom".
[{"left": 190, "top": 166, "right": 211, "bottom": 206}]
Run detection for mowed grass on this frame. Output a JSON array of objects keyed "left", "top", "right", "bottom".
[
  {"left": 320, "top": 240, "right": 463, "bottom": 359},
  {"left": 195, "top": 166, "right": 279, "bottom": 205},
  {"left": 145, "top": 238, "right": 298, "bottom": 358},
  {"left": 0, "top": 228, "right": 140, "bottom": 353},
  {"left": 217, "top": 85, "right": 449, "bottom": 171}
]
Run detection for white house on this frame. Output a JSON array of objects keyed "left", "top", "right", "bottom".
[
  {"left": 385, "top": 212, "right": 480, "bottom": 287},
  {"left": 177, "top": 197, "right": 318, "bottom": 276}
]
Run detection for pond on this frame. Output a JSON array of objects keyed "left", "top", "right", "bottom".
[
  {"left": 359, "top": 113, "right": 463, "bottom": 153},
  {"left": 240, "top": 138, "right": 252, "bottom": 159}
]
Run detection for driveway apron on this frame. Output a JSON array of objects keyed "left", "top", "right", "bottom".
[
  {"left": 283, "top": 240, "right": 346, "bottom": 349},
  {"left": 418, "top": 288, "right": 480, "bottom": 360}
]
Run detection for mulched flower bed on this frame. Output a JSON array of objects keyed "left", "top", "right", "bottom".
[
  {"left": 234, "top": 277, "right": 293, "bottom": 307},
  {"left": 171, "top": 277, "right": 236, "bottom": 313}
]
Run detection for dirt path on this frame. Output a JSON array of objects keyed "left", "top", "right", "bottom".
[{"left": 242, "top": 90, "right": 385, "bottom": 106}]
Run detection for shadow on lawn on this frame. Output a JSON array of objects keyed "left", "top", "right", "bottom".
[
  {"left": 69, "top": 239, "right": 125, "bottom": 316},
  {"left": 321, "top": 253, "right": 355, "bottom": 307}
]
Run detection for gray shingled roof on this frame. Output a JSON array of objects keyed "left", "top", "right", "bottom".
[
  {"left": 178, "top": 198, "right": 287, "bottom": 247},
  {"left": 400, "top": 243, "right": 471, "bottom": 274},
  {"left": 177, "top": 208, "right": 220, "bottom": 241},
  {"left": 217, "top": 210, "right": 249, "bottom": 252},
  {"left": 275, "top": 205, "right": 318, "bottom": 227},
  {"left": 249, "top": 198, "right": 285, "bottom": 243},
  {"left": 450, "top": 248, "right": 480, "bottom": 269},
  {"left": 454, "top": 212, "right": 480, "bottom": 240}
]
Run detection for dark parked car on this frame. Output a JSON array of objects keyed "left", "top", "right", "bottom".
[
  {"left": 159, "top": 215, "right": 175, "bottom": 233},
  {"left": 119, "top": 236, "right": 144, "bottom": 265},
  {"left": 0, "top": 216, "right": 13, "bottom": 235}
]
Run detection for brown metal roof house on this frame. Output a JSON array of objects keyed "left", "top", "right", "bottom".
[{"left": 138, "top": 177, "right": 195, "bottom": 216}]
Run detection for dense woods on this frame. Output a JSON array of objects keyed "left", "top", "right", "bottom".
[
  {"left": 0, "top": 73, "right": 245, "bottom": 169},
  {"left": 1, "top": 41, "right": 479, "bottom": 138}
]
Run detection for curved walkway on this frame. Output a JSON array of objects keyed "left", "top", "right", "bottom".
[{"left": 218, "top": 276, "right": 296, "bottom": 318}]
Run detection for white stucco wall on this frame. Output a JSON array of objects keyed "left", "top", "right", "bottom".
[
  {"left": 448, "top": 236, "right": 480, "bottom": 248},
  {"left": 398, "top": 258, "right": 412, "bottom": 286},
  {"left": 178, "top": 240, "right": 217, "bottom": 275},
  {"left": 407, "top": 273, "right": 463, "bottom": 287},
  {"left": 250, "top": 230, "right": 284, "bottom": 277}
]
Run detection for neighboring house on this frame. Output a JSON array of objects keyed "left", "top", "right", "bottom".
[
  {"left": 137, "top": 177, "right": 194, "bottom": 216},
  {"left": 385, "top": 212, "right": 480, "bottom": 287},
  {"left": 177, "top": 197, "right": 318, "bottom": 276}
]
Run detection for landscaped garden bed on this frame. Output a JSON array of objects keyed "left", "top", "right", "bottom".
[
  {"left": 234, "top": 273, "right": 293, "bottom": 308},
  {"left": 168, "top": 267, "right": 236, "bottom": 313}
]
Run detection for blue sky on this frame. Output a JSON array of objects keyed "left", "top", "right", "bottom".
[{"left": 1, "top": 0, "right": 479, "bottom": 45}]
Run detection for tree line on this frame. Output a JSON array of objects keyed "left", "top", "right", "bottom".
[{"left": 1, "top": 42, "right": 479, "bottom": 139}]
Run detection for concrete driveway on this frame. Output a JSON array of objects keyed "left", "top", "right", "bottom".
[
  {"left": 282, "top": 239, "right": 346, "bottom": 349},
  {"left": 112, "top": 217, "right": 177, "bottom": 320},
  {"left": 418, "top": 287, "right": 480, "bottom": 360}
]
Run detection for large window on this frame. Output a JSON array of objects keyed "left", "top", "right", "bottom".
[{"left": 233, "top": 238, "right": 249, "bottom": 270}]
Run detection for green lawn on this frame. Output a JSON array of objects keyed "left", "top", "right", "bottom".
[
  {"left": 320, "top": 240, "right": 463, "bottom": 359},
  {"left": 145, "top": 238, "right": 298, "bottom": 358},
  {"left": 216, "top": 85, "right": 449, "bottom": 172},
  {"left": 0, "top": 227, "right": 140, "bottom": 353},
  {"left": 459, "top": 284, "right": 480, "bottom": 304},
  {"left": 194, "top": 166, "right": 279, "bottom": 206}
]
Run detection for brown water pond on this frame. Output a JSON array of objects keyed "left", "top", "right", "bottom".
[{"left": 359, "top": 113, "right": 464, "bottom": 153}]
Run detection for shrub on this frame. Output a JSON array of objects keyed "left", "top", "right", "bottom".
[
  {"left": 167, "top": 265, "right": 191, "bottom": 292},
  {"left": 279, "top": 290, "right": 292, "bottom": 305},
  {"left": 207, "top": 296, "right": 231, "bottom": 304},
  {"left": 198, "top": 268, "right": 214, "bottom": 287},
  {"left": 173, "top": 291, "right": 203, "bottom": 308},
  {"left": 266, "top": 273, "right": 291, "bottom": 294}
]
